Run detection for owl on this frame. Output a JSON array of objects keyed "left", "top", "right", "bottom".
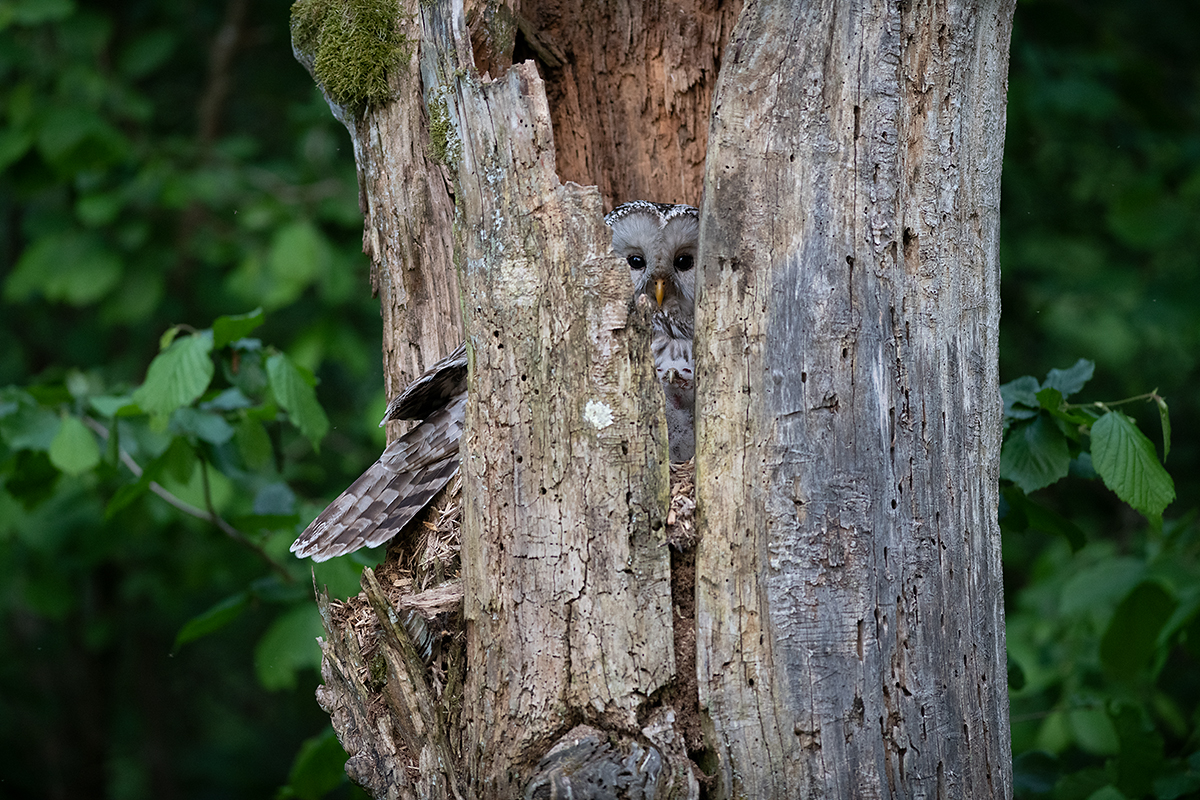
[
  {"left": 291, "top": 202, "right": 698, "bottom": 561},
  {"left": 605, "top": 201, "right": 698, "bottom": 462},
  {"left": 290, "top": 344, "right": 467, "bottom": 561}
]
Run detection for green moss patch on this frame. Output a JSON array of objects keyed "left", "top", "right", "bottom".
[{"left": 291, "top": 0, "right": 412, "bottom": 111}]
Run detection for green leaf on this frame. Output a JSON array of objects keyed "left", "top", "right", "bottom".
[
  {"left": 1036, "top": 386, "right": 1063, "bottom": 411},
  {"left": 1068, "top": 706, "right": 1119, "bottom": 756},
  {"left": 1110, "top": 704, "right": 1164, "bottom": 798},
  {"left": 1090, "top": 411, "right": 1175, "bottom": 518},
  {"left": 132, "top": 332, "right": 215, "bottom": 417},
  {"left": 173, "top": 591, "right": 251, "bottom": 651},
  {"left": 226, "top": 347, "right": 269, "bottom": 397},
  {"left": 1012, "top": 751, "right": 1057, "bottom": 795},
  {"left": 169, "top": 407, "right": 235, "bottom": 445},
  {"left": 1001, "top": 415, "right": 1071, "bottom": 493},
  {"left": 1007, "top": 654, "right": 1027, "bottom": 692},
  {"left": 1100, "top": 582, "right": 1177, "bottom": 680},
  {"left": 48, "top": 416, "right": 101, "bottom": 476},
  {"left": 1060, "top": 557, "right": 1144, "bottom": 618},
  {"left": 1035, "top": 386, "right": 1094, "bottom": 428},
  {"left": 1155, "top": 396, "right": 1170, "bottom": 462},
  {"left": 160, "top": 325, "right": 182, "bottom": 350},
  {"left": 35, "top": 106, "right": 130, "bottom": 172},
  {"left": 0, "top": 0, "right": 74, "bottom": 28},
  {"left": 212, "top": 307, "right": 265, "bottom": 349},
  {"left": 118, "top": 29, "right": 176, "bottom": 78},
  {"left": 235, "top": 418, "right": 273, "bottom": 470},
  {"left": 105, "top": 470, "right": 155, "bottom": 518},
  {"left": 228, "top": 513, "right": 299, "bottom": 535},
  {"left": 1069, "top": 452, "right": 1098, "bottom": 479},
  {"left": 0, "top": 128, "right": 33, "bottom": 171},
  {"left": 1001, "top": 486, "right": 1086, "bottom": 550},
  {"left": 266, "top": 221, "right": 324, "bottom": 285},
  {"left": 249, "top": 575, "right": 309, "bottom": 605},
  {"left": 266, "top": 353, "right": 329, "bottom": 449},
  {"left": 1042, "top": 358, "right": 1095, "bottom": 398},
  {"left": 227, "top": 221, "right": 328, "bottom": 310},
  {"left": 89, "top": 394, "right": 139, "bottom": 417},
  {"left": 1053, "top": 769, "right": 1110, "bottom": 800},
  {"left": 202, "top": 387, "right": 253, "bottom": 412},
  {"left": 161, "top": 436, "right": 198, "bottom": 485},
  {"left": 1153, "top": 765, "right": 1200, "bottom": 800},
  {"left": 283, "top": 727, "right": 348, "bottom": 800},
  {"left": 104, "top": 439, "right": 184, "bottom": 518},
  {"left": 0, "top": 390, "right": 61, "bottom": 450},
  {"left": 254, "top": 605, "right": 324, "bottom": 691},
  {"left": 5, "top": 231, "right": 122, "bottom": 305},
  {"left": 253, "top": 482, "right": 295, "bottom": 515},
  {"left": 1158, "top": 593, "right": 1200, "bottom": 649},
  {"left": 5, "top": 451, "right": 60, "bottom": 508},
  {"left": 1001, "top": 375, "right": 1042, "bottom": 420}
]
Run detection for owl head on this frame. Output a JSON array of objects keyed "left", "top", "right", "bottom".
[{"left": 605, "top": 201, "right": 699, "bottom": 323}]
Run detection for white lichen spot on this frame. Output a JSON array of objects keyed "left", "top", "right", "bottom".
[{"left": 584, "top": 400, "right": 614, "bottom": 430}]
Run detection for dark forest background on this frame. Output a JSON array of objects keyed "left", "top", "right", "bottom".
[{"left": 1, "top": 0, "right": 1197, "bottom": 797}]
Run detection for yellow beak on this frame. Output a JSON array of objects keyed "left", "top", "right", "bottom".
[{"left": 655, "top": 279, "right": 665, "bottom": 307}]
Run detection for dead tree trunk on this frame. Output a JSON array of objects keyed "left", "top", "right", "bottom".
[
  {"left": 293, "top": 0, "right": 1014, "bottom": 796},
  {"left": 695, "top": 0, "right": 1015, "bottom": 796}
]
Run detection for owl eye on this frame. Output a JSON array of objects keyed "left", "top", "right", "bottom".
[
  {"left": 674, "top": 254, "right": 694, "bottom": 272},
  {"left": 627, "top": 254, "right": 646, "bottom": 270}
]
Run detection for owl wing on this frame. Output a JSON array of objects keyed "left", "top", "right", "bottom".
[
  {"left": 379, "top": 342, "right": 468, "bottom": 423},
  {"left": 290, "top": 345, "right": 468, "bottom": 562}
]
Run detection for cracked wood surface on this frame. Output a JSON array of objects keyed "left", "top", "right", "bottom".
[
  {"left": 416, "top": 13, "right": 677, "bottom": 794},
  {"left": 297, "top": 0, "right": 1015, "bottom": 795},
  {"left": 299, "top": 0, "right": 729, "bottom": 793},
  {"left": 694, "top": 0, "right": 1015, "bottom": 797}
]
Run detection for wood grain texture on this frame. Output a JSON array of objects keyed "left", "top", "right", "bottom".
[
  {"left": 512, "top": 0, "right": 741, "bottom": 209},
  {"left": 298, "top": 0, "right": 740, "bottom": 794},
  {"left": 694, "top": 0, "right": 1015, "bottom": 796},
  {"left": 296, "top": 3, "right": 465, "bottom": 397},
  {"left": 418, "top": 1, "right": 680, "bottom": 794}
]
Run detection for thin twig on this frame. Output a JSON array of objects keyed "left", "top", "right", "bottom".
[
  {"left": 84, "top": 416, "right": 293, "bottom": 581},
  {"left": 1064, "top": 390, "right": 1161, "bottom": 412}
]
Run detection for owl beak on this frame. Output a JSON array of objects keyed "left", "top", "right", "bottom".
[{"left": 655, "top": 279, "right": 665, "bottom": 307}]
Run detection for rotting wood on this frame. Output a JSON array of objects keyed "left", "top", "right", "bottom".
[
  {"left": 694, "top": 0, "right": 1015, "bottom": 796},
  {"left": 294, "top": 0, "right": 1015, "bottom": 796}
]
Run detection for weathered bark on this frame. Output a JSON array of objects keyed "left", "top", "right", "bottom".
[
  {"left": 296, "top": 4, "right": 463, "bottom": 395},
  {"left": 297, "top": 0, "right": 725, "bottom": 796},
  {"left": 416, "top": 5, "right": 680, "bottom": 788},
  {"left": 295, "top": 0, "right": 1016, "bottom": 796},
  {"left": 695, "top": 0, "right": 1015, "bottom": 797}
]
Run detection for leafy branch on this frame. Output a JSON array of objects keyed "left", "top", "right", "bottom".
[
  {"left": 0, "top": 307, "right": 330, "bottom": 570},
  {"left": 81, "top": 415, "right": 292, "bottom": 580},
  {"left": 1001, "top": 358, "right": 1175, "bottom": 527}
]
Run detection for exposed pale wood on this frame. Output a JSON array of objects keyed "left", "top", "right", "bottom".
[
  {"left": 298, "top": 0, "right": 730, "bottom": 794},
  {"left": 694, "top": 0, "right": 1015, "bottom": 797},
  {"left": 298, "top": 0, "right": 1017, "bottom": 796},
  {"left": 359, "top": 568, "right": 463, "bottom": 800},
  {"left": 417, "top": 2, "right": 681, "bottom": 790},
  {"left": 315, "top": 585, "right": 413, "bottom": 800}
]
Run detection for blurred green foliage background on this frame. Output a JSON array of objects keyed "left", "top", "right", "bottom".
[
  {"left": 0, "top": 0, "right": 1197, "bottom": 798},
  {"left": 1000, "top": 1, "right": 1200, "bottom": 797}
]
